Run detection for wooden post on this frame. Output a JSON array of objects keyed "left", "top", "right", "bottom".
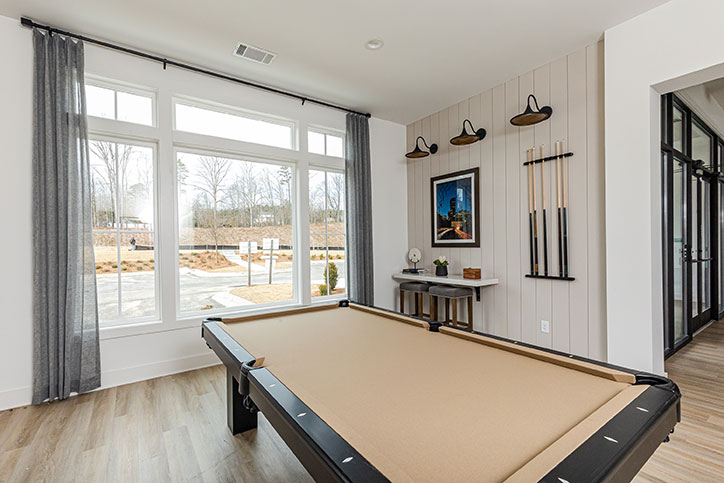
[{"left": 247, "top": 242, "right": 252, "bottom": 287}]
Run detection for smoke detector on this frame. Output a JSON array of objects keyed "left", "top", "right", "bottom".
[{"left": 233, "top": 42, "right": 276, "bottom": 65}]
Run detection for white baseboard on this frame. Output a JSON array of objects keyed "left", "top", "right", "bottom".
[{"left": 0, "top": 352, "right": 220, "bottom": 412}]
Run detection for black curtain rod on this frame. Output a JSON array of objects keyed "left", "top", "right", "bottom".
[{"left": 20, "top": 16, "right": 371, "bottom": 118}]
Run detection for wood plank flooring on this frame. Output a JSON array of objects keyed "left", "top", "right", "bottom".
[
  {"left": 0, "top": 365, "right": 312, "bottom": 482},
  {"left": 635, "top": 320, "right": 724, "bottom": 482},
  {"left": 1, "top": 321, "right": 722, "bottom": 482}
]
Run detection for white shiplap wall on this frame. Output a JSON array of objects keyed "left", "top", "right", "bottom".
[{"left": 405, "top": 41, "right": 606, "bottom": 360}]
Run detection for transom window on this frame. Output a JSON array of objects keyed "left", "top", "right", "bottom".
[
  {"left": 85, "top": 79, "right": 155, "bottom": 126},
  {"left": 174, "top": 99, "right": 294, "bottom": 150},
  {"left": 308, "top": 129, "right": 344, "bottom": 157}
]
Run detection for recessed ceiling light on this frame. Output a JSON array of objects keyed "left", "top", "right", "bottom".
[{"left": 365, "top": 38, "right": 384, "bottom": 50}]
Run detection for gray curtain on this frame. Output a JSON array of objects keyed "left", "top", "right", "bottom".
[
  {"left": 345, "top": 113, "right": 374, "bottom": 305},
  {"left": 32, "top": 29, "right": 100, "bottom": 404}
]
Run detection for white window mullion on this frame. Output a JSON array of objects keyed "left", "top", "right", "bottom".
[{"left": 157, "top": 87, "right": 177, "bottom": 325}]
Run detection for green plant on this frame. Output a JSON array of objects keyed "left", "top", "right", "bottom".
[
  {"left": 122, "top": 267, "right": 127, "bottom": 271},
  {"left": 137, "top": 266, "right": 143, "bottom": 271},
  {"left": 111, "top": 264, "right": 117, "bottom": 268},
  {"left": 323, "top": 262, "right": 339, "bottom": 292},
  {"left": 95, "top": 265, "right": 101, "bottom": 270},
  {"left": 433, "top": 255, "right": 449, "bottom": 267},
  {"left": 121, "top": 260, "right": 127, "bottom": 265},
  {"left": 318, "top": 284, "right": 328, "bottom": 296},
  {"left": 150, "top": 258, "right": 154, "bottom": 263},
  {"left": 311, "top": 254, "right": 317, "bottom": 260}
]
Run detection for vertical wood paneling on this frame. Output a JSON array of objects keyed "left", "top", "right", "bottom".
[
  {"left": 586, "top": 41, "right": 606, "bottom": 360},
  {"left": 534, "top": 63, "right": 553, "bottom": 349},
  {"left": 567, "top": 48, "right": 589, "bottom": 356},
  {"left": 519, "top": 72, "right": 537, "bottom": 344},
  {"left": 505, "top": 79, "right": 522, "bottom": 340},
  {"left": 549, "top": 56, "right": 571, "bottom": 352},
  {"left": 403, "top": 40, "right": 606, "bottom": 360},
  {"left": 492, "top": 85, "right": 508, "bottom": 337}
]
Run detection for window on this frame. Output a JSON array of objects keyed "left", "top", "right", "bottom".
[
  {"left": 309, "top": 169, "right": 346, "bottom": 298},
  {"left": 692, "top": 121, "right": 712, "bottom": 168},
  {"left": 177, "top": 151, "right": 294, "bottom": 313},
  {"left": 85, "top": 80, "right": 154, "bottom": 126},
  {"left": 90, "top": 139, "right": 157, "bottom": 324},
  {"left": 174, "top": 99, "right": 294, "bottom": 149},
  {"left": 308, "top": 129, "right": 344, "bottom": 157}
]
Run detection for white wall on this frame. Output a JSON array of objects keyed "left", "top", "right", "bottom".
[
  {"left": 0, "top": 14, "right": 407, "bottom": 410},
  {"left": 605, "top": 0, "right": 724, "bottom": 374},
  {"left": 370, "top": 118, "right": 408, "bottom": 309}
]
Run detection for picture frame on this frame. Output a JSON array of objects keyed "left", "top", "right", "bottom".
[{"left": 430, "top": 167, "right": 480, "bottom": 248}]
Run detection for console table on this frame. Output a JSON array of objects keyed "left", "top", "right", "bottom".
[{"left": 392, "top": 273, "right": 499, "bottom": 301}]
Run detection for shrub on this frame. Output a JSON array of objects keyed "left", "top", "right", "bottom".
[
  {"left": 311, "top": 254, "right": 317, "bottom": 260},
  {"left": 111, "top": 264, "right": 117, "bottom": 268},
  {"left": 122, "top": 267, "right": 127, "bottom": 271},
  {"left": 150, "top": 258, "right": 154, "bottom": 263},
  {"left": 137, "top": 266, "right": 143, "bottom": 271},
  {"left": 121, "top": 260, "right": 127, "bottom": 265},
  {"left": 323, "top": 262, "right": 339, "bottom": 292},
  {"left": 95, "top": 265, "right": 101, "bottom": 270},
  {"left": 318, "top": 284, "right": 328, "bottom": 296}
]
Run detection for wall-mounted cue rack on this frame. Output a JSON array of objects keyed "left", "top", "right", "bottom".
[{"left": 523, "top": 141, "right": 575, "bottom": 281}]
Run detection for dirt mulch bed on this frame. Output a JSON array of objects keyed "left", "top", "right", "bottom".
[
  {"left": 94, "top": 249, "right": 238, "bottom": 274},
  {"left": 230, "top": 283, "right": 345, "bottom": 304}
]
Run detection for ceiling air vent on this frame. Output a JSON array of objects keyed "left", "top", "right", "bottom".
[{"left": 234, "top": 42, "right": 276, "bottom": 65}]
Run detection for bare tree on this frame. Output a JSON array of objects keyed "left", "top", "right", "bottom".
[
  {"left": 90, "top": 141, "right": 133, "bottom": 227},
  {"left": 192, "top": 156, "right": 231, "bottom": 262}
]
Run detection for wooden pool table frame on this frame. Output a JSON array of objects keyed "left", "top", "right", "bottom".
[{"left": 201, "top": 301, "right": 680, "bottom": 483}]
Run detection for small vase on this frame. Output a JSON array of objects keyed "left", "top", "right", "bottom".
[{"left": 435, "top": 265, "right": 448, "bottom": 276}]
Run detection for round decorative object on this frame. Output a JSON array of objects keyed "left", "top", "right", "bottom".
[{"left": 408, "top": 248, "right": 422, "bottom": 264}]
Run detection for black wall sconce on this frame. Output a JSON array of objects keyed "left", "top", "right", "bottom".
[
  {"left": 450, "top": 119, "right": 487, "bottom": 146},
  {"left": 510, "top": 94, "right": 552, "bottom": 126},
  {"left": 405, "top": 136, "right": 438, "bottom": 158}
]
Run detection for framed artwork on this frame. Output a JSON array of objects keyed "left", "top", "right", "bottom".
[{"left": 430, "top": 167, "right": 480, "bottom": 247}]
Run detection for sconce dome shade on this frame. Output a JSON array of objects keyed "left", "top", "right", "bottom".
[
  {"left": 450, "top": 119, "right": 487, "bottom": 146},
  {"left": 405, "top": 136, "right": 438, "bottom": 158},
  {"left": 510, "top": 94, "right": 552, "bottom": 126}
]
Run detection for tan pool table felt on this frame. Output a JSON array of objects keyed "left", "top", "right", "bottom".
[{"left": 219, "top": 304, "right": 641, "bottom": 482}]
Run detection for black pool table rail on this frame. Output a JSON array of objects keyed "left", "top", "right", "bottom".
[{"left": 202, "top": 301, "right": 681, "bottom": 483}]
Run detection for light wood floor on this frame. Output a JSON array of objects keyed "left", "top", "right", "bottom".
[
  {"left": 635, "top": 320, "right": 724, "bottom": 482},
  {"left": 1, "top": 322, "right": 722, "bottom": 482}
]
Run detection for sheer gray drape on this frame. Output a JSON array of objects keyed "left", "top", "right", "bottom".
[
  {"left": 345, "top": 113, "right": 374, "bottom": 305},
  {"left": 32, "top": 29, "right": 100, "bottom": 403}
]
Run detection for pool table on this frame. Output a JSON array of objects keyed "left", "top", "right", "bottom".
[{"left": 201, "top": 301, "right": 680, "bottom": 482}]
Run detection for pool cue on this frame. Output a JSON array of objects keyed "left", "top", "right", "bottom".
[
  {"left": 527, "top": 149, "right": 535, "bottom": 275},
  {"left": 532, "top": 148, "right": 539, "bottom": 275},
  {"left": 561, "top": 140, "right": 569, "bottom": 277},
  {"left": 555, "top": 141, "right": 563, "bottom": 277},
  {"left": 540, "top": 145, "right": 548, "bottom": 276}
]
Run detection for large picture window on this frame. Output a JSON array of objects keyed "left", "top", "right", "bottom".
[
  {"left": 90, "top": 139, "right": 157, "bottom": 324},
  {"left": 177, "top": 151, "right": 295, "bottom": 313},
  {"left": 309, "top": 169, "right": 346, "bottom": 298}
]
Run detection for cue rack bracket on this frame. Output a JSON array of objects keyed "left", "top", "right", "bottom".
[{"left": 524, "top": 142, "right": 575, "bottom": 282}]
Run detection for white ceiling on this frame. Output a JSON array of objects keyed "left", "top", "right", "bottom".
[{"left": 1, "top": 0, "right": 668, "bottom": 124}]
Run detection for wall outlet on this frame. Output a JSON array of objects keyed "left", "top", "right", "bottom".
[{"left": 540, "top": 320, "right": 550, "bottom": 334}]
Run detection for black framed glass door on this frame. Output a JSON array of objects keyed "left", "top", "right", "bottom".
[{"left": 661, "top": 93, "right": 721, "bottom": 357}]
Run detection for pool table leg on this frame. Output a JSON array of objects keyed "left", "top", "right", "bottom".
[{"left": 227, "top": 368, "right": 258, "bottom": 434}]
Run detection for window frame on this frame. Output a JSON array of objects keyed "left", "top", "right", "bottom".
[
  {"left": 88, "top": 133, "right": 161, "bottom": 328},
  {"left": 309, "top": 166, "right": 348, "bottom": 302},
  {"left": 308, "top": 126, "right": 345, "bottom": 158},
  {"left": 173, "top": 145, "right": 300, "bottom": 317},
  {"left": 85, "top": 75, "right": 158, "bottom": 128},
  {"left": 172, "top": 95, "right": 298, "bottom": 151}
]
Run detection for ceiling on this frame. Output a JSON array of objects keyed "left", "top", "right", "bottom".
[{"left": 0, "top": 0, "right": 668, "bottom": 124}]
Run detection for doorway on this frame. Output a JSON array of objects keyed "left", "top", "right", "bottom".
[{"left": 662, "top": 93, "right": 722, "bottom": 357}]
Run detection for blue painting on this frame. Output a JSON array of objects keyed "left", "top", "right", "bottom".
[{"left": 431, "top": 168, "right": 479, "bottom": 247}]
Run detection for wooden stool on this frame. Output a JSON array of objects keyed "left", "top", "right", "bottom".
[
  {"left": 399, "top": 282, "right": 429, "bottom": 318},
  {"left": 428, "top": 285, "right": 473, "bottom": 330}
]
